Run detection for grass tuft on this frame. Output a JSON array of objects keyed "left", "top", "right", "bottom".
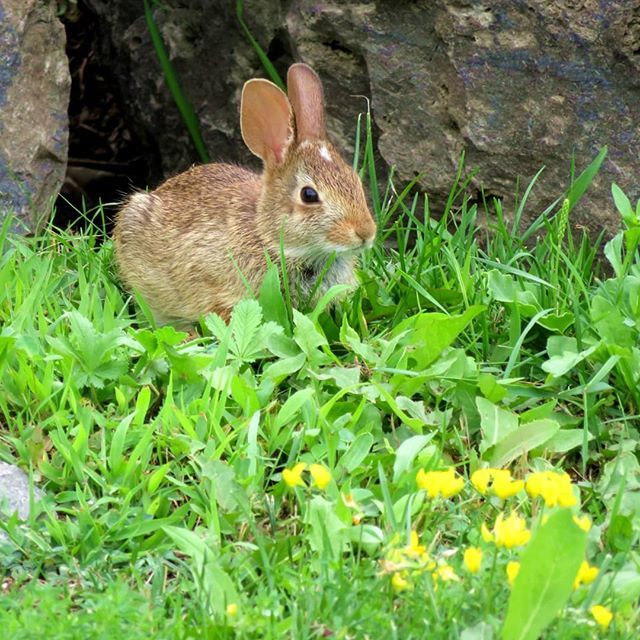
[{"left": 1, "top": 120, "right": 639, "bottom": 637}]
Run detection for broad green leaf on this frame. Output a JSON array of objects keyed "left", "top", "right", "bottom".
[
  {"left": 591, "top": 295, "right": 635, "bottom": 348},
  {"left": 293, "top": 310, "right": 330, "bottom": 365},
  {"left": 591, "top": 564, "right": 640, "bottom": 606},
  {"left": 307, "top": 495, "right": 348, "bottom": 560},
  {"left": 476, "top": 397, "right": 519, "bottom": 453},
  {"left": 607, "top": 514, "right": 634, "bottom": 552},
  {"left": 478, "top": 373, "right": 507, "bottom": 403},
  {"left": 310, "top": 284, "right": 351, "bottom": 321},
  {"left": 536, "top": 311, "right": 574, "bottom": 333},
  {"left": 395, "top": 396, "right": 429, "bottom": 422},
  {"left": 393, "top": 434, "right": 435, "bottom": 483},
  {"left": 147, "top": 462, "right": 172, "bottom": 493},
  {"left": 340, "top": 317, "right": 379, "bottom": 363},
  {"left": 231, "top": 373, "right": 261, "bottom": 415},
  {"left": 393, "top": 305, "right": 484, "bottom": 369},
  {"left": 200, "top": 460, "right": 249, "bottom": 513},
  {"left": 374, "top": 385, "right": 423, "bottom": 431},
  {"left": 487, "top": 270, "right": 543, "bottom": 317},
  {"left": 109, "top": 414, "right": 134, "bottom": 476},
  {"left": 612, "top": 182, "right": 637, "bottom": 226},
  {"left": 133, "top": 386, "right": 152, "bottom": 426},
  {"left": 340, "top": 432, "right": 374, "bottom": 473},
  {"left": 274, "top": 387, "right": 315, "bottom": 429},
  {"left": 487, "top": 269, "right": 517, "bottom": 303},
  {"left": 489, "top": 419, "right": 560, "bottom": 467},
  {"left": 520, "top": 400, "right": 557, "bottom": 422},
  {"left": 258, "top": 260, "right": 290, "bottom": 330},
  {"left": 542, "top": 336, "right": 601, "bottom": 378},
  {"left": 347, "top": 524, "right": 384, "bottom": 554},
  {"left": 540, "top": 429, "right": 590, "bottom": 454},
  {"left": 311, "top": 365, "right": 361, "bottom": 388},
  {"left": 164, "top": 525, "right": 238, "bottom": 616},
  {"left": 229, "top": 299, "right": 263, "bottom": 360},
  {"left": 502, "top": 509, "right": 587, "bottom": 640},
  {"left": 262, "top": 352, "right": 306, "bottom": 382}
]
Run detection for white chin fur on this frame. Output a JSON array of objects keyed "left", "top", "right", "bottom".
[{"left": 283, "top": 243, "right": 355, "bottom": 260}]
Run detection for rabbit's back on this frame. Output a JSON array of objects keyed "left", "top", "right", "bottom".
[{"left": 114, "top": 163, "right": 264, "bottom": 323}]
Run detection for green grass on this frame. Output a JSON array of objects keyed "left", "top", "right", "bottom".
[{"left": 0, "top": 138, "right": 639, "bottom": 638}]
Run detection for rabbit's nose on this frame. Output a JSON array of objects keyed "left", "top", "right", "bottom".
[{"left": 355, "top": 219, "right": 377, "bottom": 248}]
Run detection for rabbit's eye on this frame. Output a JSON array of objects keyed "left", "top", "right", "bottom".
[{"left": 300, "top": 187, "right": 320, "bottom": 203}]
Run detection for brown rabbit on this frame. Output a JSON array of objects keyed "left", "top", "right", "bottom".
[{"left": 113, "top": 63, "right": 376, "bottom": 324}]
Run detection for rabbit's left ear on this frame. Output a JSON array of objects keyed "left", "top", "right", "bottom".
[
  {"left": 241, "top": 79, "right": 293, "bottom": 165},
  {"left": 287, "top": 63, "right": 326, "bottom": 142}
]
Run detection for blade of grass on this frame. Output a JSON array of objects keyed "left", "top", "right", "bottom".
[{"left": 144, "top": 0, "right": 209, "bottom": 163}]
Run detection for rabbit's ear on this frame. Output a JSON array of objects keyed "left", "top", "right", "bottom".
[
  {"left": 241, "top": 79, "right": 293, "bottom": 164},
  {"left": 287, "top": 63, "right": 326, "bottom": 142}
]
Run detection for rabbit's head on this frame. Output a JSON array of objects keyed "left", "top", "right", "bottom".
[{"left": 241, "top": 63, "right": 376, "bottom": 260}]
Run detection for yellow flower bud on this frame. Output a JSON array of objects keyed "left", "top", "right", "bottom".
[
  {"left": 282, "top": 462, "right": 307, "bottom": 488},
  {"left": 433, "top": 563, "right": 459, "bottom": 582},
  {"left": 463, "top": 547, "right": 483, "bottom": 574},
  {"left": 309, "top": 463, "right": 331, "bottom": 490},
  {"left": 404, "top": 530, "right": 427, "bottom": 559},
  {"left": 573, "top": 560, "right": 599, "bottom": 589},
  {"left": 506, "top": 561, "right": 520, "bottom": 586},
  {"left": 480, "top": 522, "right": 494, "bottom": 543},
  {"left": 391, "top": 571, "right": 411, "bottom": 592},
  {"left": 589, "top": 605, "right": 613, "bottom": 629}
]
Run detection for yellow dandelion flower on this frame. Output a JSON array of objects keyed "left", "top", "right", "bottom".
[
  {"left": 590, "top": 605, "right": 613, "bottom": 629},
  {"left": 463, "top": 547, "right": 483, "bottom": 574},
  {"left": 308, "top": 463, "right": 331, "bottom": 490},
  {"left": 493, "top": 512, "right": 531, "bottom": 549},
  {"left": 525, "top": 471, "right": 577, "bottom": 508},
  {"left": 480, "top": 522, "right": 494, "bottom": 543},
  {"left": 226, "top": 603, "right": 238, "bottom": 616},
  {"left": 506, "top": 560, "right": 520, "bottom": 586},
  {"left": 282, "top": 462, "right": 307, "bottom": 488},
  {"left": 573, "top": 560, "right": 599, "bottom": 589},
  {"left": 391, "top": 571, "right": 411, "bottom": 592},
  {"left": 416, "top": 467, "right": 464, "bottom": 498},
  {"left": 573, "top": 514, "right": 591, "bottom": 532}
]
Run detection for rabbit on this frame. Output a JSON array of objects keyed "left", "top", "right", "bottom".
[{"left": 113, "top": 63, "right": 377, "bottom": 325}]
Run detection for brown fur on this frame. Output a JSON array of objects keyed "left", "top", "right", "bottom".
[{"left": 113, "top": 64, "right": 376, "bottom": 324}]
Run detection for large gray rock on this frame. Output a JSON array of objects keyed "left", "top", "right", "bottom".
[
  {"left": 0, "top": 0, "right": 70, "bottom": 233},
  {"left": 0, "top": 462, "right": 42, "bottom": 540},
  {"left": 88, "top": 0, "right": 640, "bottom": 234}
]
